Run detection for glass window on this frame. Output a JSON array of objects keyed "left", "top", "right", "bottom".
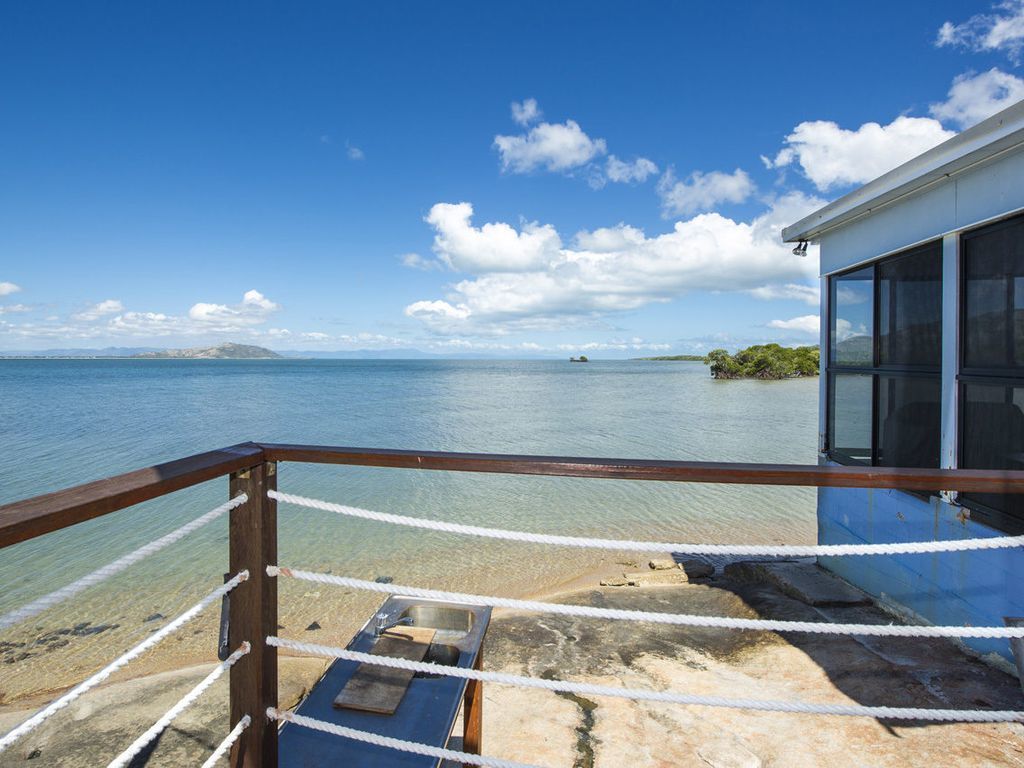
[
  {"left": 963, "top": 215, "right": 1024, "bottom": 371},
  {"left": 826, "top": 243, "right": 942, "bottom": 472},
  {"left": 829, "top": 374, "right": 872, "bottom": 465},
  {"left": 830, "top": 266, "right": 873, "bottom": 367},
  {"left": 960, "top": 381, "right": 1024, "bottom": 529},
  {"left": 876, "top": 375, "right": 941, "bottom": 468},
  {"left": 959, "top": 213, "right": 1024, "bottom": 530},
  {"left": 878, "top": 246, "right": 942, "bottom": 367}
]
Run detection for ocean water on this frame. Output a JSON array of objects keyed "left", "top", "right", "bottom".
[{"left": 0, "top": 359, "right": 819, "bottom": 699}]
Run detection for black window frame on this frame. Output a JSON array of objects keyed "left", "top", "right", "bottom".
[
  {"left": 826, "top": 240, "right": 943, "bottom": 472},
  {"left": 957, "top": 212, "right": 1024, "bottom": 534}
]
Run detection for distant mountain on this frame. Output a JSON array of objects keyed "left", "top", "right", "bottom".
[
  {"left": 633, "top": 355, "right": 705, "bottom": 361},
  {"left": 833, "top": 335, "right": 872, "bottom": 365},
  {"left": 0, "top": 346, "right": 162, "bottom": 358},
  {"left": 132, "top": 342, "right": 283, "bottom": 359},
  {"left": 278, "top": 349, "right": 511, "bottom": 359}
]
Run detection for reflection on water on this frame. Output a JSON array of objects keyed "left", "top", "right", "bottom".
[{"left": 0, "top": 359, "right": 819, "bottom": 699}]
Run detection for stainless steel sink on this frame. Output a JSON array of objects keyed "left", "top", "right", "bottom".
[
  {"left": 416, "top": 643, "right": 461, "bottom": 678},
  {"left": 400, "top": 605, "right": 474, "bottom": 633},
  {"left": 364, "top": 596, "right": 490, "bottom": 653}
]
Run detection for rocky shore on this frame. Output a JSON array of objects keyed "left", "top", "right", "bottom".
[{"left": 1, "top": 558, "right": 1022, "bottom": 766}]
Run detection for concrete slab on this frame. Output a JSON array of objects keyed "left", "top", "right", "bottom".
[{"left": 724, "top": 560, "right": 872, "bottom": 607}]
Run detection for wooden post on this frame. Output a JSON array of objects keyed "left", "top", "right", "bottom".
[
  {"left": 463, "top": 644, "right": 483, "bottom": 758},
  {"left": 229, "top": 462, "right": 278, "bottom": 768}
]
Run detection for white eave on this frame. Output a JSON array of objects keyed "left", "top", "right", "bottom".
[{"left": 782, "top": 100, "right": 1024, "bottom": 244}]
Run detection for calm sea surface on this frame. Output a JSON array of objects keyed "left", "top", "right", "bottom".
[{"left": 0, "top": 359, "right": 819, "bottom": 698}]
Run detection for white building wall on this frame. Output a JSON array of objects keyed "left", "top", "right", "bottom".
[
  {"left": 814, "top": 139, "right": 1024, "bottom": 663},
  {"left": 819, "top": 149, "right": 1024, "bottom": 276}
]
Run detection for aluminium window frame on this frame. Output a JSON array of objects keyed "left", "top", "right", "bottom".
[
  {"left": 956, "top": 212, "right": 1024, "bottom": 534},
  {"left": 826, "top": 240, "right": 943, "bottom": 469}
]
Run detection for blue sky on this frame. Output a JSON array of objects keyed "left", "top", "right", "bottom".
[{"left": 2, "top": 1, "right": 1024, "bottom": 356}]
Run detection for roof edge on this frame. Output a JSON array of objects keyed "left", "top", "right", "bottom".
[{"left": 782, "top": 101, "right": 1024, "bottom": 243}]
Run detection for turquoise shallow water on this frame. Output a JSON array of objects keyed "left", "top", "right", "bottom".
[{"left": 0, "top": 359, "right": 819, "bottom": 698}]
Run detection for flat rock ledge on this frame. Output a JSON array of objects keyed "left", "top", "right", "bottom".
[
  {"left": 602, "top": 557, "right": 714, "bottom": 587},
  {"left": 724, "top": 560, "right": 871, "bottom": 607}
]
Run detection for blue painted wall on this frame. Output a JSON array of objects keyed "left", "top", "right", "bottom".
[{"left": 818, "top": 482, "right": 1024, "bottom": 662}]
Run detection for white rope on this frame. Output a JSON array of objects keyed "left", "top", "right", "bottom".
[
  {"left": 269, "top": 637, "right": 1024, "bottom": 723},
  {"left": 200, "top": 715, "right": 251, "bottom": 768},
  {"left": 267, "top": 707, "right": 543, "bottom": 768},
  {"left": 268, "top": 566, "right": 1024, "bottom": 639},
  {"left": 0, "top": 494, "right": 248, "bottom": 632},
  {"left": 108, "top": 643, "right": 250, "bottom": 768},
  {"left": 269, "top": 490, "right": 1024, "bottom": 557},
  {"left": 0, "top": 571, "right": 248, "bottom": 755}
]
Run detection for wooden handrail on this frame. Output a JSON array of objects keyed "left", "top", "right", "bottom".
[
  {"left": 4, "top": 440, "right": 1024, "bottom": 550},
  {"left": 0, "top": 443, "right": 263, "bottom": 549},
  {"left": 2, "top": 440, "right": 1024, "bottom": 768},
  {"left": 258, "top": 443, "right": 1024, "bottom": 493}
]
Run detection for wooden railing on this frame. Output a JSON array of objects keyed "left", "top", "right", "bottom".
[{"left": 3, "top": 442, "right": 1024, "bottom": 767}]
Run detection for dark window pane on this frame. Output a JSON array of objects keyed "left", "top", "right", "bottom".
[
  {"left": 830, "top": 266, "right": 873, "bottom": 367},
  {"left": 878, "top": 245, "right": 942, "bottom": 367},
  {"left": 829, "top": 373, "right": 872, "bottom": 464},
  {"left": 961, "top": 382, "right": 1024, "bottom": 526},
  {"left": 963, "top": 215, "right": 1024, "bottom": 370},
  {"left": 876, "top": 375, "right": 940, "bottom": 467}
]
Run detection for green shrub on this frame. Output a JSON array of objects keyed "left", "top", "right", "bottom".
[{"left": 703, "top": 344, "right": 819, "bottom": 379}]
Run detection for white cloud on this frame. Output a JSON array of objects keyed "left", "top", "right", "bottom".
[
  {"left": 0, "top": 288, "right": 284, "bottom": 342},
  {"left": 494, "top": 120, "right": 607, "bottom": 174},
  {"left": 400, "top": 252, "right": 442, "bottom": 271},
  {"left": 767, "top": 315, "right": 820, "bottom": 335},
  {"left": 0, "top": 282, "right": 21, "bottom": 296},
  {"left": 605, "top": 155, "right": 659, "bottom": 184},
  {"left": 405, "top": 299, "right": 472, "bottom": 323},
  {"left": 657, "top": 168, "right": 755, "bottom": 217},
  {"left": 188, "top": 289, "right": 279, "bottom": 326},
  {"left": 747, "top": 283, "right": 820, "bottom": 305},
  {"left": 930, "top": 68, "right": 1024, "bottom": 128},
  {"left": 768, "top": 116, "right": 955, "bottom": 191},
  {"left": 72, "top": 299, "right": 125, "bottom": 322},
  {"left": 405, "top": 193, "right": 823, "bottom": 335},
  {"left": 937, "top": 1, "right": 1024, "bottom": 64},
  {"left": 511, "top": 98, "right": 542, "bottom": 126},
  {"left": 290, "top": 331, "right": 409, "bottom": 348},
  {"left": 555, "top": 337, "right": 671, "bottom": 352},
  {"left": 0, "top": 304, "right": 30, "bottom": 315},
  {"left": 425, "top": 202, "right": 562, "bottom": 273},
  {"left": 346, "top": 143, "right": 364, "bottom": 160},
  {"left": 496, "top": 102, "right": 654, "bottom": 189}
]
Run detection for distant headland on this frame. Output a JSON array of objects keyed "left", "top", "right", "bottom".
[
  {"left": 636, "top": 345, "right": 819, "bottom": 379},
  {"left": 0, "top": 342, "right": 284, "bottom": 360},
  {"left": 634, "top": 354, "right": 705, "bottom": 361},
  {"left": 131, "top": 342, "right": 282, "bottom": 359}
]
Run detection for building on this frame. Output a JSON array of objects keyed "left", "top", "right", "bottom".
[{"left": 783, "top": 101, "right": 1024, "bottom": 664}]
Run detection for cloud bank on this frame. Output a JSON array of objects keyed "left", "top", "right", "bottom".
[{"left": 405, "top": 193, "right": 822, "bottom": 335}]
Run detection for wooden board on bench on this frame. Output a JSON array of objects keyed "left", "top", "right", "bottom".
[{"left": 333, "top": 626, "right": 437, "bottom": 715}]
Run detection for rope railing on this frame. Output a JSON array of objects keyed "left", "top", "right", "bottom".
[
  {"left": 0, "top": 494, "right": 248, "bottom": 632},
  {"left": 267, "top": 637, "right": 1024, "bottom": 723},
  {"left": 269, "top": 490, "right": 1024, "bottom": 557},
  {"left": 201, "top": 715, "right": 251, "bottom": 768},
  {"left": 267, "top": 566, "right": 1024, "bottom": 639},
  {"left": 266, "top": 707, "right": 542, "bottom": 768},
  {"left": 108, "top": 643, "right": 250, "bottom": 768},
  {"left": 0, "top": 571, "right": 248, "bottom": 754}
]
